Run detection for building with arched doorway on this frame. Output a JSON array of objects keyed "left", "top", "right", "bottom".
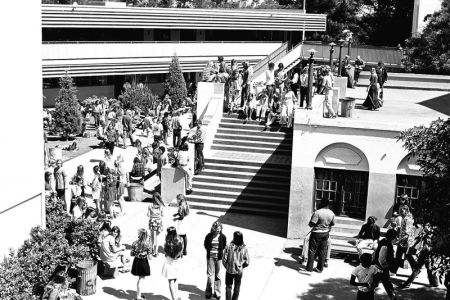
[{"left": 287, "top": 94, "right": 448, "bottom": 251}]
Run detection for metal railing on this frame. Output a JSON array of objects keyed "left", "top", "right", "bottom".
[{"left": 252, "top": 42, "right": 288, "bottom": 79}]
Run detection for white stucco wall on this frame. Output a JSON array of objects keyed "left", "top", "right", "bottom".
[
  {"left": 0, "top": 1, "right": 44, "bottom": 257},
  {"left": 288, "top": 122, "right": 411, "bottom": 238}
]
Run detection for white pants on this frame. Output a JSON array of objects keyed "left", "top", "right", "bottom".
[
  {"left": 179, "top": 165, "right": 193, "bottom": 190},
  {"left": 324, "top": 90, "right": 335, "bottom": 116}
]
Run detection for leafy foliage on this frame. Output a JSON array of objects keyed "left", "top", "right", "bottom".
[
  {"left": 399, "top": 118, "right": 450, "bottom": 279},
  {"left": 0, "top": 199, "right": 101, "bottom": 300},
  {"left": 405, "top": 0, "right": 450, "bottom": 74},
  {"left": 119, "top": 81, "right": 157, "bottom": 111},
  {"left": 163, "top": 55, "right": 187, "bottom": 110},
  {"left": 52, "top": 75, "right": 83, "bottom": 138}
]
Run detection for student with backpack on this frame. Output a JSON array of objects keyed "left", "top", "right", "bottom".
[{"left": 372, "top": 229, "right": 398, "bottom": 300}]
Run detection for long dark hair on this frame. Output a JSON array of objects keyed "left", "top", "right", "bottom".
[
  {"left": 232, "top": 231, "right": 244, "bottom": 247},
  {"left": 164, "top": 226, "right": 183, "bottom": 259}
]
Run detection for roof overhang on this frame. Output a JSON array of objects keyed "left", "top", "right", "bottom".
[{"left": 42, "top": 4, "right": 327, "bottom": 31}]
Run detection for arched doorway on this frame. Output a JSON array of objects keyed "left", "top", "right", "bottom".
[{"left": 314, "top": 143, "right": 369, "bottom": 220}]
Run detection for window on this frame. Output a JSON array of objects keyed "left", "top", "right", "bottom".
[{"left": 396, "top": 175, "right": 423, "bottom": 211}]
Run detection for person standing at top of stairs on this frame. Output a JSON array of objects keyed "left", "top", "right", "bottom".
[{"left": 188, "top": 119, "right": 205, "bottom": 175}]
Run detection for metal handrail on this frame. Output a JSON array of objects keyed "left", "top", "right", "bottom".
[{"left": 252, "top": 42, "right": 288, "bottom": 78}]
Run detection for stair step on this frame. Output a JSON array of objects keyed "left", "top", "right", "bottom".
[
  {"left": 217, "top": 128, "right": 292, "bottom": 137},
  {"left": 205, "top": 162, "right": 290, "bottom": 175},
  {"left": 335, "top": 216, "right": 365, "bottom": 226},
  {"left": 214, "top": 138, "right": 292, "bottom": 150},
  {"left": 192, "top": 182, "right": 289, "bottom": 195},
  {"left": 330, "top": 231, "right": 358, "bottom": 241},
  {"left": 211, "top": 145, "right": 291, "bottom": 155},
  {"left": 194, "top": 175, "right": 290, "bottom": 188},
  {"left": 200, "top": 169, "right": 290, "bottom": 182},
  {"left": 187, "top": 201, "right": 288, "bottom": 218},
  {"left": 215, "top": 133, "right": 292, "bottom": 143},
  {"left": 221, "top": 116, "right": 266, "bottom": 125},
  {"left": 187, "top": 194, "right": 288, "bottom": 208},
  {"left": 219, "top": 122, "right": 292, "bottom": 133},
  {"left": 205, "top": 158, "right": 291, "bottom": 168},
  {"left": 192, "top": 188, "right": 289, "bottom": 202}
]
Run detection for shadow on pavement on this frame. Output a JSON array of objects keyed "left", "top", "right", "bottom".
[
  {"left": 418, "top": 93, "right": 450, "bottom": 116},
  {"left": 179, "top": 283, "right": 205, "bottom": 300}
]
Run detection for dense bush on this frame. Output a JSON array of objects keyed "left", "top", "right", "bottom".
[
  {"left": 0, "top": 199, "right": 100, "bottom": 300},
  {"left": 163, "top": 55, "right": 187, "bottom": 110},
  {"left": 119, "top": 81, "right": 157, "bottom": 111},
  {"left": 52, "top": 75, "right": 83, "bottom": 138}
]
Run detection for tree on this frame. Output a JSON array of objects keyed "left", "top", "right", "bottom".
[
  {"left": 119, "top": 81, "right": 156, "bottom": 111},
  {"left": 405, "top": 0, "right": 450, "bottom": 74},
  {"left": 52, "top": 75, "right": 83, "bottom": 139},
  {"left": 163, "top": 55, "right": 187, "bottom": 110},
  {"left": 399, "top": 118, "right": 450, "bottom": 280}
]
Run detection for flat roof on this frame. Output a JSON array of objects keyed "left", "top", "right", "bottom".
[{"left": 295, "top": 86, "right": 450, "bottom": 133}]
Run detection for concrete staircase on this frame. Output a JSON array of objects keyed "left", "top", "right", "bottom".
[
  {"left": 330, "top": 217, "right": 387, "bottom": 254},
  {"left": 186, "top": 113, "right": 292, "bottom": 218}
]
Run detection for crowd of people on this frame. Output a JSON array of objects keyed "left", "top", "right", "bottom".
[
  {"left": 94, "top": 202, "right": 249, "bottom": 300},
  {"left": 304, "top": 195, "right": 443, "bottom": 300}
]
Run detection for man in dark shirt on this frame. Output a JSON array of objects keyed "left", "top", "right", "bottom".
[
  {"left": 122, "top": 110, "right": 134, "bottom": 148},
  {"left": 354, "top": 56, "right": 365, "bottom": 83}
]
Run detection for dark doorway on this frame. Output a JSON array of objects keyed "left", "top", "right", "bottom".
[{"left": 314, "top": 168, "right": 369, "bottom": 219}]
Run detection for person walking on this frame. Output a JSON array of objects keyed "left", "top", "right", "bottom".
[
  {"left": 362, "top": 68, "right": 383, "bottom": 111},
  {"left": 204, "top": 221, "right": 227, "bottom": 299},
  {"left": 222, "top": 231, "right": 250, "bottom": 300},
  {"left": 372, "top": 229, "right": 398, "bottom": 300},
  {"left": 173, "top": 194, "right": 190, "bottom": 256},
  {"left": 123, "top": 110, "right": 134, "bottom": 148},
  {"left": 240, "top": 62, "right": 250, "bottom": 108},
  {"left": 399, "top": 222, "right": 439, "bottom": 288},
  {"left": 376, "top": 62, "right": 388, "bottom": 100},
  {"left": 188, "top": 119, "right": 205, "bottom": 175},
  {"left": 148, "top": 192, "right": 164, "bottom": 257},
  {"left": 131, "top": 228, "right": 152, "bottom": 300},
  {"left": 162, "top": 226, "right": 184, "bottom": 300},
  {"left": 104, "top": 121, "right": 117, "bottom": 154},
  {"left": 306, "top": 198, "right": 335, "bottom": 273}
]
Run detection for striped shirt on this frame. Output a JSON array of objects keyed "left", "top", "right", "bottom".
[{"left": 210, "top": 235, "right": 220, "bottom": 259}]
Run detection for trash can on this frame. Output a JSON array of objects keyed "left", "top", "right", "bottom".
[
  {"left": 340, "top": 97, "right": 356, "bottom": 118},
  {"left": 127, "top": 183, "right": 144, "bottom": 202},
  {"left": 76, "top": 260, "right": 97, "bottom": 296}
]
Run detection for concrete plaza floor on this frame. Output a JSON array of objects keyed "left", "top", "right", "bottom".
[{"left": 57, "top": 87, "right": 450, "bottom": 299}]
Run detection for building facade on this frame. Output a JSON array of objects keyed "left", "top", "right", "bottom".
[
  {"left": 41, "top": 4, "right": 327, "bottom": 106},
  {"left": 0, "top": 1, "right": 45, "bottom": 258}
]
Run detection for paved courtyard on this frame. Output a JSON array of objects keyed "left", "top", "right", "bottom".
[{"left": 54, "top": 87, "right": 450, "bottom": 300}]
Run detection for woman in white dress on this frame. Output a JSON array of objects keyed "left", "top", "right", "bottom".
[
  {"left": 283, "top": 84, "right": 297, "bottom": 128},
  {"left": 162, "top": 226, "right": 184, "bottom": 300}
]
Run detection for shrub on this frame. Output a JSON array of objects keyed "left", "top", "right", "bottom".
[
  {"left": 0, "top": 198, "right": 100, "bottom": 300},
  {"left": 163, "top": 55, "right": 187, "bottom": 110},
  {"left": 52, "top": 75, "right": 83, "bottom": 138},
  {"left": 119, "top": 81, "right": 157, "bottom": 111}
]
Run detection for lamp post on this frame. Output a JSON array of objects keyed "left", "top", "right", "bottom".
[
  {"left": 306, "top": 48, "right": 317, "bottom": 110},
  {"left": 329, "top": 42, "right": 336, "bottom": 70},
  {"left": 337, "top": 39, "right": 345, "bottom": 77},
  {"left": 347, "top": 36, "right": 353, "bottom": 59}
]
